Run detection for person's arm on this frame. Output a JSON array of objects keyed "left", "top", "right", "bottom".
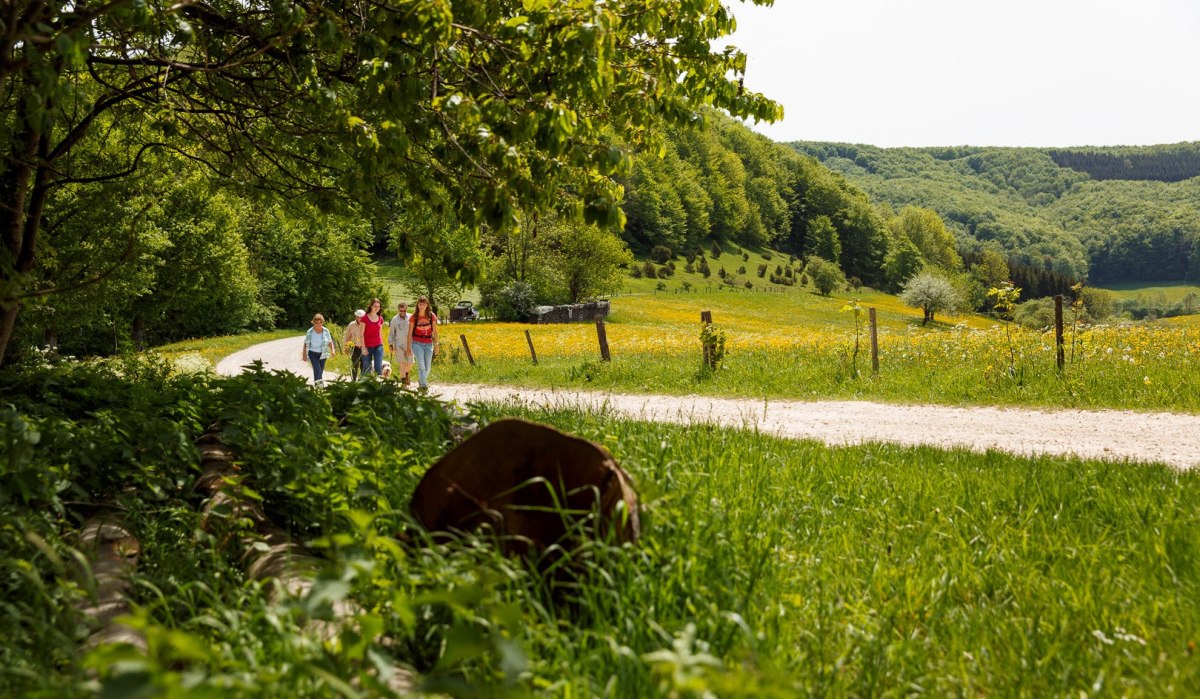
[
  {"left": 406, "top": 318, "right": 414, "bottom": 354},
  {"left": 431, "top": 316, "right": 439, "bottom": 355},
  {"left": 327, "top": 329, "right": 336, "bottom": 355},
  {"left": 302, "top": 330, "right": 309, "bottom": 361}
]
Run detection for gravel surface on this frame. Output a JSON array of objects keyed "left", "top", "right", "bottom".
[{"left": 218, "top": 335, "right": 1200, "bottom": 470}]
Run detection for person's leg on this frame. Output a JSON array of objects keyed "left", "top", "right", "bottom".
[
  {"left": 308, "top": 351, "right": 323, "bottom": 382},
  {"left": 350, "top": 347, "right": 361, "bottom": 381},
  {"left": 412, "top": 342, "right": 432, "bottom": 388},
  {"left": 371, "top": 345, "right": 384, "bottom": 375},
  {"left": 317, "top": 357, "right": 327, "bottom": 383}
]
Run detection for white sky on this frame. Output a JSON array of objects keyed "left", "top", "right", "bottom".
[{"left": 723, "top": 0, "right": 1200, "bottom": 147}]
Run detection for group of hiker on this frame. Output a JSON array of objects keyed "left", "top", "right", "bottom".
[{"left": 302, "top": 296, "right": 439, "bottom": 390}]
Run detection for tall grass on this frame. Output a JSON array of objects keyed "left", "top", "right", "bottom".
[{"left": 3, "top": 364, "right": 1198, "bottom": 696}]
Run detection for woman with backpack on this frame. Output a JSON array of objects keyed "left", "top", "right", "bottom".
[{"left": 406, "top": 295, "right": 439, "bottom": 391}]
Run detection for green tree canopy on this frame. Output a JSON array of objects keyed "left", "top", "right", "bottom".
[{"left": 0, "top": 0, "right": 781, "bottom": 364}]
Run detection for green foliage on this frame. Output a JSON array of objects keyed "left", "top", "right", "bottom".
[
  {"left": 804, "top": 215, "right": 841, "bottom": 263},
  {"left": 539, "top": 219, "right": 635, "bottom": 303},
  {"left": 699, "top": 322, "right": 727, "bottom": 371},
  {"left": 650, "top": 245, "right": 673, "bottom": 264},
  {"left": 805, "top": 257, "right": 846, "bottom": 296},
  {"left": 1, "top": 0, "right": 784, "bottom": 364},
  {"left": 792, "top": 141, "right": 1200, "bottom": 285},
  {"left": 480, "top": 281, "right": 538, "bottom": 322}
]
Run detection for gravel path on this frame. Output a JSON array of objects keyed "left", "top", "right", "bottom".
[{"left": 218, "top": 335, "right": 1200, "bottom": 470}]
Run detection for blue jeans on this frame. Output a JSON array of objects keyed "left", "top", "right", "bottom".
[
  {"left": 362, "top": 344, "right": 384, "bottom": 377},
  {"left": 411, "top": 341, "right": 433, "bottom": 387},
  {"left": 307, "top": 351, "right": 326, "bottom": 382}
]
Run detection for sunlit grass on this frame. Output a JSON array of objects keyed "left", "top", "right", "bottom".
[
  {"left": 1097, "top": 281, "right": 1200, "bottom": 303},
  {"left": 430, "top": 283, "right": 1200, "bottom": 411},
  {"left": 154, "top": 329, "right": 299, "bottom": 370}
]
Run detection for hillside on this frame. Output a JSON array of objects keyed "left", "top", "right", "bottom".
[{"left": 788, "top": 142, "right": 1200, "bottom": 283}]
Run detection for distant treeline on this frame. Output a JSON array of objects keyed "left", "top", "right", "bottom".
[
  {"left": 960, "top": 250, "right": 1075, "bottom": 299},
  {"left": 790, "top": 141, "right": 1200, "bottom": 284},
  {"left": 1049, "top": 144, "right": 1200, "bottom": 183}
]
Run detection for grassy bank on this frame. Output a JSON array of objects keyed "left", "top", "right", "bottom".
[{"left": 4, "top": 364, "right": 1198, "bottom": 696}]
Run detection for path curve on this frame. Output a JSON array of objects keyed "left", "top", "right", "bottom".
[{"left": 217, "top": 335, "right": 1200, "bottom": 470}]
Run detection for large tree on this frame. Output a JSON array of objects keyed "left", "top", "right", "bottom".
[{"left": 0, "top": 0, "right": 781, "bottom": 365}]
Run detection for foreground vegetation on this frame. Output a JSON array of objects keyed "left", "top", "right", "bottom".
[{"left": 3, "top": 360, "right": 1198, "bottom": 696}]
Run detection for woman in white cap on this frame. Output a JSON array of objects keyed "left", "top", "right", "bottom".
[{"left": 343, "top": 309, "right": 366, "bottom": 381}]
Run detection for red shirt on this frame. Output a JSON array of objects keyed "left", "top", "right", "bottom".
[
  {"left": 359, "top": 315, "right": 384, "bottom": 347},
  {"left": 412, "top": 313, "right": 437, "bottom": 344}
]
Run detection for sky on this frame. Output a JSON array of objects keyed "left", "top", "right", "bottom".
[{"left": 722, "top": 0, "right": 1200, "bottom": 148}]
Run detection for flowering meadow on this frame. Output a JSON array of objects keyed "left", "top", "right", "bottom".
[{"left": 435, "top": 287, "right": 1200, "bottom": 412}]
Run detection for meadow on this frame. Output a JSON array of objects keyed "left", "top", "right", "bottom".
[
  {"left": 414, "top": 250, "right": 1200, "bottom": 413},
  {"left": 3, "top": 362, "right": 1197, "bottom": 697}
]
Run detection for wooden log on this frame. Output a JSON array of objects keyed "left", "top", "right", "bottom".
[{"left": 74, "top": 514, "right": 147, "bottom": 651}]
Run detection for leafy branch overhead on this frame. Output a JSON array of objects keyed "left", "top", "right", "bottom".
[{"left": 1, "top": 0, "right": 781, "bottom": 364}]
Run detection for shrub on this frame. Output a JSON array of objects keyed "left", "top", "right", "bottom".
[
  {"left": 650, "top": 245, "right": 673, "bottom": 264},
  {"left": 737, "top": 265, "right": 746, "bottom": 275},
  {"left": 685, "top": 262, "right": 696, "bottom": 274},
  {"left": 718, "top": 266, "right": 727, "bottom": 279},
  {"left": 806, "top": 257, "right": 847, "bottom": 296},
  {"left": 642, "top": 260, "right": 657, "bottom": 278},
  {"left": 630, "top": 266, "right": 643, "bottom": 279},
  {"left": 757, "top": 263, "right": 767, "bottom": 278},
  {"left": 655, "top": 281, "right": 667, "bottom": 291},
  {"left": 657, "top": 265, "right": 674, "bottom": 279},
  {"left": 742, "top": 252, "right": 749, "bottom": 262},
  {"left": 481, "top": 280, "right": 538, "bottom": 321},
  {"left": 762, "top": 251, "right": 773, "bottom": 260},
  {"left": 700, "top": 260, "right": 711, "bottom": 278},
  {"left": 710, "top": 241, "right": 722, "bottom": 259},
  {"left": 744, "top": 280, "right": 754, "bottom": 289},
  {"left": 848, "top": 276, "right": 863, "bottom": 290}
]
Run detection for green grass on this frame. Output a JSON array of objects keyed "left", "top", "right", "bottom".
[
  {"left": 6, "top": 365, "right": 1199, "bottom": 696},
  {"left": 474, "top": 402, "right": 1200, "bottom": 696},
  {"left": 1096, "top": 281, "right": 1200, "bottom": 303},
  {"left": 154, "top": 329, "right": 300, "bottom": 369}
]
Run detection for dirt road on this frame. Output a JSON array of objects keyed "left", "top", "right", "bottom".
[{"left": 217, "top": 335, "right": 1200, "bottom": 469}]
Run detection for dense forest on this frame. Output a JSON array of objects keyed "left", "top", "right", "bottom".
[
  {"left": 1049, "top": 144, "right": 1200, "bottom": 182},
  {"left": 789, "top": 142, "right": 1200, "bottom": 284}
]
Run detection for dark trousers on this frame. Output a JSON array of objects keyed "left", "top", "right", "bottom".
[
  {"left": 307, "top": 351, "right": 326, "bottom": 382},
  {"left": 349, "top": 346, "right": 363, "bottom": 381}
]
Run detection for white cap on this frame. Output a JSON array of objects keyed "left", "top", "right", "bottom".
[{"left": 354, "top": 309, "right": 366, "bottom": 318}]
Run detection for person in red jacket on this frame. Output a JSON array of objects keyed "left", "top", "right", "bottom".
[
  {"left": 357, "top": 298, "right": 386, "bottom": 378},
  {"left": 406, "top": 296, "right": 439, "bottom": 391}
]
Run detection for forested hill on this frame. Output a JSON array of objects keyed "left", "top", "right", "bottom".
[{"left": 788, "top": 141, "right": 1200, "bottom": 283}]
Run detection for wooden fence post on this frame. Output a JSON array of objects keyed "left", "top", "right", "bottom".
[
  {"left": 869, "top": 307, "right": 879, "bottom": 374},
  {"left": 1054, "top": 295, "right": 1065, "bottom": 371},
  {"left": 595, "top": 320, "right": 611, "bottom": 361},
  {"left": 459, "top": 334, "right": 476, "bottom": 367},
  {"left": 525, "top": 329, "right": 538, "bottom": 365}
]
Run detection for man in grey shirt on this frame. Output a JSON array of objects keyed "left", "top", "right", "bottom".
[{"left": 387, "top": 301, "right": 413, "bottom": 385}]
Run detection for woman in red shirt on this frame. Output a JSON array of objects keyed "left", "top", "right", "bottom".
[
  {"left": 357, "top": 298, "right": 386, "bottom": 377},
  {"left": 406, "top": 296, "right": 439, "bottom": 391}
]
